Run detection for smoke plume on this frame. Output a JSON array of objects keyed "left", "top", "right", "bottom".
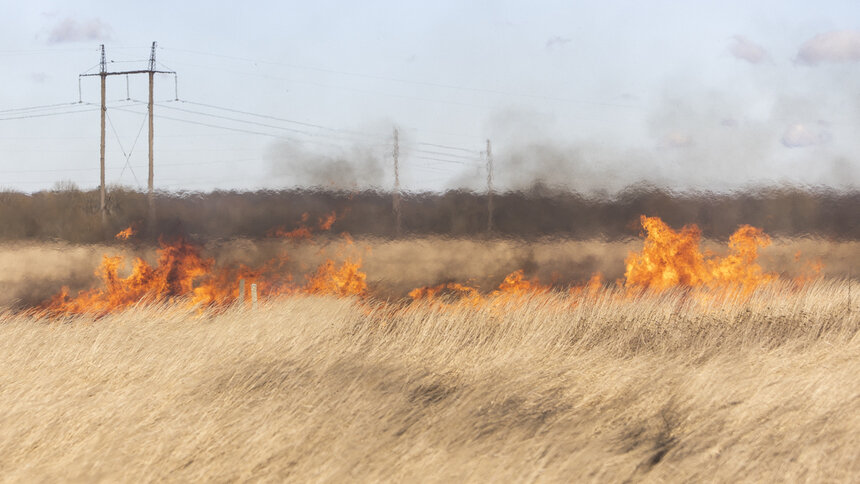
[{"left": 266, "top": 141, "right": 385, "bottom": 190}]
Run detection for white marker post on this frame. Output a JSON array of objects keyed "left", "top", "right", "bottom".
[{"left": 251, "top": 283, "right": 258, "bottom": 310}]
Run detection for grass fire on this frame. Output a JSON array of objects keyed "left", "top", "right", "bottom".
[
  {"left": 4, "top": 2, "right": 860, "bottom": 480},
  {"left": 0, "top": 204, "right": 857, "bottom": 482},
  {"left": 39, "top": 214, "right": 818, "bottom": 315}
]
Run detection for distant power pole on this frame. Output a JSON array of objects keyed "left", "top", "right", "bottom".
[
  {"left": 99, "top": 46, "right": 107, "bottom": 225},
  {"left": 393, "top": 127, "right": 402, "bottom": 237},
  {"left": 80, "top": 42, "right": 175, "bottom": 232},
  {"left": 486, "top": 139, "right": 494, "bottom": 233},
  {"left": 147, "top": 42, "right": 156, "bottom": 230}
]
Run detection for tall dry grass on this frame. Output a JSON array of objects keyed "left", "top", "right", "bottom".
[
  {"left": 2, "top": 236, "right": 858, "bottom": 307},
  {"left": 0, "top": 280, "right": 857, "bottom": 482}
]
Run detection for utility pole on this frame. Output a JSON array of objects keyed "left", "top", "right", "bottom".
[
  {"left": 486, "top": 139, "right": 494, "bottom": 234},
  {"left": 147, "top": 42, "right": 156, "bottom": 230},
  {"left": 99, "top": 46, "right": 107, "bottom": 225},
  {"left": 80, "top": 42, "right": 174, "bottom": 234},
  {"left": 392, "top": 127, "right": 402, "bottom": 237}
]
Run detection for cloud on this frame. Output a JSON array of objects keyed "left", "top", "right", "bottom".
[
  {"left": 781, "top": 123, "right": 830, "bottom": 148},
  {"left": 48, "top": 17, "right": 112, "bottom": 44},
  {"left": 545, "top": 35, "right": 571, "bottom": 50},
  {"left": 729, "top": 36, "right": 768, "bottom": 64},
  {"left": 796, "top": 30, "right": 860, "bottom": 65}
]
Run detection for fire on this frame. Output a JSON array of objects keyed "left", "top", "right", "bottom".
[
  {"left": 569, "top": 273, "right": 604, "bottom": 299},
  {"left": 270, "top": 212, "right": 337, "bottom": 240},
  {"left": 407, "top": 216, "right": 810, "bottom": 305},
  {"left": 624, "top": 216, "right": 776, "bottom": 292},
  {"left": 39, "top": 214, "right": 821, "bottom": 317},
  {"left": 318, "top": 212, "right": 336, "bottom": 231},
  {"left": 115, "top": 226, "right": 136, "bottom": 240},
  {"left": 408, "top": 270, "right": 548, "bottom": 307},
  {"left": 304, "top": 258, "right": 367, "bottom": 297},
  {"left": 792, "top": 251, "right": 824, "bottom": 286},
  {"left": 45, "top": 238, "right": 214, "bottom": 316},
  {"left": 490, "top": 270, "right": 549, "bottom": 297},
  {"left": 44, "top": 232, "right": 367, "bottom": 316}
]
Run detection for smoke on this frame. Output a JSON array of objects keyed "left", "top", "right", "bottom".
[
  {"left": 266, "top": 141, "right": 385, "bottom": 190},
  {"left": 796, "top": 30, "right": 860, "bottom": 65},
  {"left": 729, "top": 36, "right": 768, "bottom": 64},
  {"left": 475, "top": 68, "right": 860, "bottom": 195},
  {"left": 47, "top": 17, "right": 112, "bottom": 44},
  {"left": 781, "top": 123, "right": 830, "bottom": 148},
  {"left": 482, "top": 95, "right": 780, "bottom": 194}
]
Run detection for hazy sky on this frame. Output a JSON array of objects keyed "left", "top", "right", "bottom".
[{"left": 1, "top": 0, "right": 859, "bottom": 194}]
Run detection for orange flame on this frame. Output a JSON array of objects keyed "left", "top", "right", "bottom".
[
  {"left": 40, "top": 215, "right": 823, "bottom": 316},
  {"left": 408, "top": 270, "right": 548, "bottom": 307},
  {"left": 45, "top": 238, "right": 214, "bottom": 316},
  {"left": 569, "top": 273, "right": 604, "bottom": 299},
  {"left": 115, "top": 226, "right": 136, "bottom": 240},
  {"left": 792, "top": 251, "right": 824, "bottom": 286},
  {"left": 270, "top": 211, "right": 337, "bottom": 240},
  {"left": 44, "top": 233, "right": 367, "bottom": 316},
  {"left": 624, "top": 216, "right": 777, "bottom": 293},
  {"left": 490, "top": 270, "right": 549, "bottom": 297},
  {"left": 303, "top": 258, "right": 367, "bottom": 297}
]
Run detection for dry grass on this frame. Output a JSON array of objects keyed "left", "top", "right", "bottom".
[
  {"left": 0, "top": 280, "right": 857, "bottom": 482},
  {"left": 2, "top": 236, "right": 858, "bottom": 307}
]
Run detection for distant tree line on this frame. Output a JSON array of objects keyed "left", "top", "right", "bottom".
[{"left": 0, "top": 185, "right": 856, "bottom": 243}]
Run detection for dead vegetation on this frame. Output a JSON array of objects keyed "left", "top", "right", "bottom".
[
  {"left": 1, "top": 235, "right": 857, "bottom": 308},
  {"left": 0, "top": 280, "right": 857, "bottom": 482}
]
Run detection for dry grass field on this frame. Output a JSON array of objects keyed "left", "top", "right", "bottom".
[
  {"left": 1, "top": 221, "right": 858, "bottom": 482},
  {"left": 1, "top": 235, "right": 857, "bottom": 307},
  {"left": 0, "top": 281, "right": 857, "bottom": 482}
]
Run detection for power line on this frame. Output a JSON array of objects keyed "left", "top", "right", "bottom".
[
  {"left": 0, "top": 47, "right": 96, "bottom": 56},
  {"left": 414, "top": 156, "right": 482, "bottom": 167},
  {"left": 154, "top": 102, "right": 328, "bottom": 138},
  {"left": 411, "top": 148, "right": 481, "bottom": 161},
  {"left": 416, "top": 142, "right": 480, "bottom": 153},
  {"left": 172, "top": 99, "right": 483, "bottom": 154},
  {"left": 401, "top": 163, "right": 461, "bottom": 174},
  {"left": 0, "top": 107, "right": 97, "bottom": 121},
  {"left": 0, "top": 101, "right": 81, "bottom": 114},
  {"left": 160, "top": 45, "right": 642, "bottom": 110},
  {"left": 168, "top": 59, "right": 500, "bottom": 111},
  {"left": 107, "top": 105, "right": 376, "bottom": 151},
  {"left": 0, "top": 157, "right": 264, "bottom": 175},
  {"left": 177, "top": 99, "right": 377, "bottom": 138}
]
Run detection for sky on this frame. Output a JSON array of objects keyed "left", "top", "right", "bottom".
[{"left": 1, "top": 0, "right": 859, "bottom": 194}]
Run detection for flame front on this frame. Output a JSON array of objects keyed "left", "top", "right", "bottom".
[
  {"left": 45, "top": 231, "right": 367, "bottom": 316},
  {"left": 41, "top": 215, "right": 820, "bottom": 316},
  {"left": 46, "top": 238, "right": 215, "bottom": 316},
  {"left": 624, "top": 216, "right": 776, "bottom": 292}
]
